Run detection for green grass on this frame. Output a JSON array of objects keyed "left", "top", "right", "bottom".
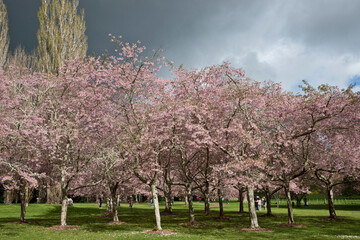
[{"left": 0, "top": 201, "right": 360, "bottom": 240}]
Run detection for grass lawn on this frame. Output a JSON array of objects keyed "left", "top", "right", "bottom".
[{"left": 0, "top": 201, "right": 360, "bottom": 240}]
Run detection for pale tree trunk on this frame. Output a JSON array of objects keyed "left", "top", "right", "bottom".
[
  {"left": 186, "top": 185, "right": 195, "bottom": 224},
  {"left": 184, "top": 195, "right": 188, "bottom": 206},
  {"left": 247, "top": 186, "right": 260, "bottom": 228},
  {"left": 112, "top": 199, "right": 119, "bottom": 222},
  {"left": 238, "top": 187, "right": 245, "bottom": 213},
  {"left": 106, "top": 197, "right": 112, "bottom": 216},
  {"left": 60, "top": 166, "right": 68, "bottom": 226},
  {"left": 111, "top": 194, "right": 119, "bottom": 222},
  {"left": 284, "top": 184, "right": 295, "bottom": 224},
  {"left": 116, "top": 195, "right": 121, "bottom": 208},
  {"left": 60, "top": 188, "right": 68, "bottom": 226},
  {"left": 151, "top": 183, "right": 162, "bottom": 231},
  {"left": 218, "top": 188, "right": 224, "bottom": 217},
  {"left": 327, "top": 186, "right": 336, "bottom": 219}
]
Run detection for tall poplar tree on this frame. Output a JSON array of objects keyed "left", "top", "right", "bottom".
[
  {"left": 36, "top": 0, "right": 87, "bottom": 204},
  {"left": 0, "top": 0, "right": 9, "bottom": 69},
  {"left": 7, "top": 46, "right": 38, "bottom": 71},
  {"left": 37, "top": 0, "right": 87, "bottom": 74}
]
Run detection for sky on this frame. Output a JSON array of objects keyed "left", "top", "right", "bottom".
[{"left": 4, "top": 0, "right": 360, "bottom": 92}]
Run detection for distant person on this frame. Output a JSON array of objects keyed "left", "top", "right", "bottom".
[
  {"left": 257, "top": 197, "right": 262, "bottom": 211},
  {"left": 263, "top": 197, "right": 267, "bottom": 209},
  {"left": 225, "top": 197, "right": 230, "bottom": 205},
  {"left": 255, "top": 196, "right": 259, "bottom": 211},
  {"left": 150, "top": 198, "right": 154, "bottom": 207},
  {"left": 196, "top": 196, "right": 200, "bottom": 202},
  {"left": 98, "top": 197, "right": 103, "bottom": 208},
  {"left": 304, "top": 197, "right": 308, "bottom": 206},
  {"left": 129, "top": 196, "right": 133, "bottom": 212}
]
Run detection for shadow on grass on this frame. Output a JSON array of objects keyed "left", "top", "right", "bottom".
[
  {"left": 292, "top": 204, "right": 360, "bottom": 211},
  {"left": 1, "top": 202, "right": 360, "bottom": 239}
]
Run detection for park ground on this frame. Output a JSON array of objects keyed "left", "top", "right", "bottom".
[{"left": 0, "top": 200, "right": 360, "bottom": 240}]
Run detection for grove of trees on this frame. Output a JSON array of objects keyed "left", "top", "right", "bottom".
[{"left": 0, "top": 0, "right": 359, "bottom": 231}]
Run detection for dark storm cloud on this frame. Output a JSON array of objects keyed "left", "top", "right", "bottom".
[
  {"left": 4, "top": 0, "right": 360, "bottom": 91},
  {"left": 4, "top": 0, "right": 41, "bottom": 52}
]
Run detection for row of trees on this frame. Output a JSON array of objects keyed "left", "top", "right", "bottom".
[
  {"left": 1, "top": 35, "right": 359, "bottom": 229},
  {"left": 0, "top": 0, "right": 359, "bottom": 231}
]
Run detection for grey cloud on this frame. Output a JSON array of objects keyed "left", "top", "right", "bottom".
[{"left": 4, "top": 0, "right": 360, "bottom": 91}]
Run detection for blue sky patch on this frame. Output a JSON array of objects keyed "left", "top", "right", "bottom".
[{"left": 348, "top": 75, "right": 360, "bottom": 86}]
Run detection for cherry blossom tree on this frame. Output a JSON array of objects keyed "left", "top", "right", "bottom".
[
  {"left": 0, "top": 67, "right": 49, "bottom": 222},
  {"left": 30, "top": 58, "right": 112, "bottom": 226}
]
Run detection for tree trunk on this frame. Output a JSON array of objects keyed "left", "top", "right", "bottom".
[
  {"left": 186, "top": 185, "right": 195, "bottom": 224},
  {"left": 60, "top": 167, "right": 68, "bottom": 226},
  {"left": 60, "top": 189, "right": 68, "bottom": 226},
  {"left": 116, "top": 195, "right": 121, "bottom": 208},
  {"left": 184, "top": 195, "right": 188, "bottom": 206},
  {"left": 111, "top": 195, "right": 119, "bottom": 222},
  {"left": 151, "top": 183, "right": 162, "bottom": 231},
  {"left": 239, "top": 187, "right": 245, "bottom": 213},
  {"left": 106, "top": 197, "right": 112, "bottom": 216},
  {"left": 265, "top": 191, "right": 272, "bottom": 215},
  {"left": 20, "top": 200, "right": 26, "bottom": 222},
  {"left": 167, "top": 195, "right": 173, "bottom": 213},
  {"left": 112, "top": 200, "right": 119, "bottom": 222},
  {"left": 204, "top": 191, "right": 210, "bottom": 215},
  {"left": 327, "top": 186, "right": 336, "bottom": 219},
  {"left": 20, "top": 182, "right": 27, "bottom": 222},
  {"left": 247, "top": 186, "right": 259, "bottom": 228},
  {"left": 284, "top": 185, "right": 295, "bottom": 224},
  {"left": 164, "top": 190, "right": 173, "bottom": 213},
  {"left": 218, "top": 188, "right": 224, "bottom": 217},
  {"left": 164, "top": 194, "right": 169, "bottom": 211},
  {"left": 167, "top": 184, "right": 173, "bottom": 213},
  {"left": 203, "top": 179, "right": 211, "bottom": 215},
  {"left": 204, "top": 146, "right": 211, "bottom": 216}
]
